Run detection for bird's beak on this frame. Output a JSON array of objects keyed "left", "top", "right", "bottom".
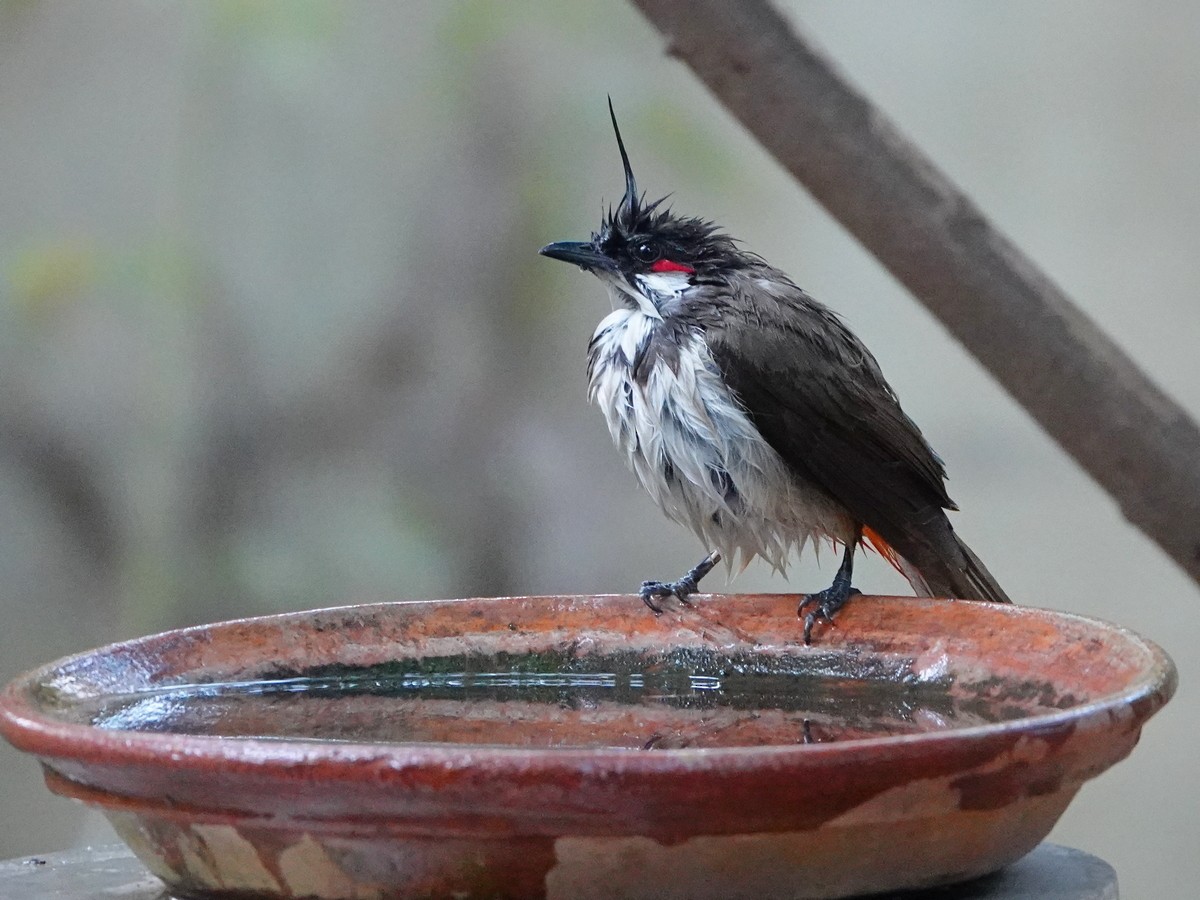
[{"left": 538, "top": 241, "right": 615, "bottom": 273}]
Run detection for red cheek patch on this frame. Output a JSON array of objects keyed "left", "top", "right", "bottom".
[{"left": 650, "top": 259, "right": 695, "bottom": 274}]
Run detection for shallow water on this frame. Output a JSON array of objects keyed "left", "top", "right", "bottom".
[{"left": 61, "top": 650, "right": 1045, "bottom": 749}]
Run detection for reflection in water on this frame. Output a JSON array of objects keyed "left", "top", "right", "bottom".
[{"left": 62, "top": 649, "right": 1053, "bottom": 749}]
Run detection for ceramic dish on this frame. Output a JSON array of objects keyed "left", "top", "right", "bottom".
[{"left": 0, "top": 594, "right": 1176, "bottom": 899}]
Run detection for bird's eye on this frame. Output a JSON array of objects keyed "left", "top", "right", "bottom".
[{"left": 633, "top": 242, "right": 660, "bottom": 264}]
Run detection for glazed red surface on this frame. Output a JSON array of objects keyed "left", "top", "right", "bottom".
[{"left": 0, "top": 594, "right": 1174, "bottom": 840}]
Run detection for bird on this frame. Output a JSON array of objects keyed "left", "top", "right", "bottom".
[{"left": 539, "top": 101, "right": 1010, "bottom": 643}]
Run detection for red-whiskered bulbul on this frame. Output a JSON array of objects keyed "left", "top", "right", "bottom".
[{"left": 540, "top": 101, "right": 1010, "bottom": 643}]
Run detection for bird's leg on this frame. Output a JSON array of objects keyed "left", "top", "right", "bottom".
[
  {"left": 640, "top": 550, "right": 722, "bottom": 614},
  {"left": 799, "top": 528, "right": 863, "bottom": 644}
]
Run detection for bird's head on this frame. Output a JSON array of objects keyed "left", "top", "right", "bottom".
[{"left": 540, "top": 100, "right": 741, "bottom": 313}]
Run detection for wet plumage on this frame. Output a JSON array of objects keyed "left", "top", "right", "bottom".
[{"left": 540, "top": 101, "right": 1009, "bottom": 638}]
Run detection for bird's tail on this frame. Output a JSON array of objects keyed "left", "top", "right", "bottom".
[
  {"left": 868, "top": 528, "right": 1011, "bottom": 604},
  {"left": 945, "top": 535, "right": 1011, "bottom": 603}
]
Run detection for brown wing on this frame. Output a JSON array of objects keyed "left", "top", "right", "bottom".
[{"left": 702, "top": 276, "right": 959, "bottom": 572}]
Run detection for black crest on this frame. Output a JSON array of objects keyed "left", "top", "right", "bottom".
[
  {"left": 609, "top": 96, "right": 640, "bottom": 231},
  {"left": 600, "top": 99, "right": 740, "bottom": 272}
]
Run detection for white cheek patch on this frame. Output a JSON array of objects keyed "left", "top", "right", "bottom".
[
  {"left": 598, "top": 271, "right": 662, "bottom": 319},
  {"left": 636, "top": 271, "right": 692, "bottom": 301}
]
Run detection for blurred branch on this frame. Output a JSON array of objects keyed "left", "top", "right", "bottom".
[
  {"left": 0, "top": 394, "right": 119, "bottom": 568},
  {"left": 629, "top": 0, "right": 1200, "bottom": 588}
]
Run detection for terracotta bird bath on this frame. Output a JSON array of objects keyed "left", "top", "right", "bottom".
[{"left": 0, "top": 594, "right": 1175, "bottom": 899}]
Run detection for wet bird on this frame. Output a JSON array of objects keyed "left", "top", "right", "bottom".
[{"left": 539, "top": 101, "right": 1009, "bottom": 642}]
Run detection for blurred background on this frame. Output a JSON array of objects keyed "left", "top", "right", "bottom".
[{"left": 1, "top": 1, "right": 1197, "bottom": 895}]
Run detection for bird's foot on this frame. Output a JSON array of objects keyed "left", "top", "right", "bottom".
[
  {"left": 640, "top": 550, "right": 721, "bottom": 614},
  {"left": 798, "top": 578, "right": 861, "bottom": 645}
]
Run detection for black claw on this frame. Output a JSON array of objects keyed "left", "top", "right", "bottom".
[
  {"left": 639, "top": 581, "right": 668, "bottom": 614},
  {"left": 799, "top": 531, "right": 863, "bottom": 645},
  {"left": 638, "top": 550, "right": 721, "bottom": 614},
  {"left": 800, "top": 583, "right": 861, "bottom": 644}
]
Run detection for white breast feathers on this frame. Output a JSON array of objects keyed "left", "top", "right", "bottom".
[{"left": 586, "top": 307, "right": 852, "bottom": 572}]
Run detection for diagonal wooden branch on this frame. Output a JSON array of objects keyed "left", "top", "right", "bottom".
[{"left": 628, "top": 0, "right": 1200, "bottom": 588}]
